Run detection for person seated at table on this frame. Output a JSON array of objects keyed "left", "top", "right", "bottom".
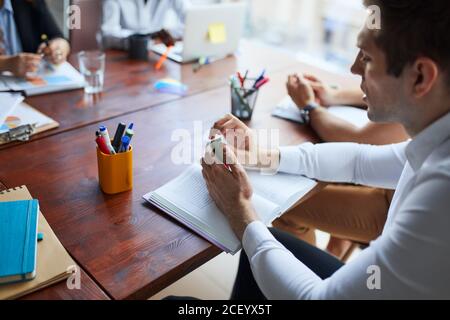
[
  {"left": 201, "top": 0, "right": 450, "bottom": 299},
  {"left": 273, "top": 74, "right": 409, "bottom": 260},
  {"left": 0, "top": 0, "right": 71, "bottom": 77},
  {"left": 101, "top": 0, "right": 191, "bottom": 50}
]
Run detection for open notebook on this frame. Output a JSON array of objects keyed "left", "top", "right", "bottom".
[
  {"left": 0, "top": 186, "right": 75, "bottom": 300},
  {"left": 143, "top": 164, "right": 317, "bottom": 254}
]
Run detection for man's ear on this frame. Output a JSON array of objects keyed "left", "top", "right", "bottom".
[{"left": 411, "top": 57, "right": 439, "bottom": 98}]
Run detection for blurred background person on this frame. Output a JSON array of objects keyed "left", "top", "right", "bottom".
[
  {"left": 101, "top": 0, "right": 191, "bottom": 50},
  {"left": 0, "top": 0, "right": 70, "bottom": 77}
]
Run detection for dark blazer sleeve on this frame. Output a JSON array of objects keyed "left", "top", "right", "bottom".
[{"left": 12, "top": 0, "right": 64, "bottom": 53}]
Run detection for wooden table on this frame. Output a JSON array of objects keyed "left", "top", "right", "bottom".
[
  {"left": 0, "top": 40, "right": 300, "bottom": 150},
  {"left": 0, "top": 42, "right": 359, "bottom": 299}
]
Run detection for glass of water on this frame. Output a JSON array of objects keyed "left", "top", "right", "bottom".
[{"left": 78, "top": 51, "right": 105, "bottom": 94}]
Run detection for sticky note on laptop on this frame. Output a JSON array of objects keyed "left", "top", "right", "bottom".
[{"left": 208, "top": 23, "right": 227, "bottom": 44}]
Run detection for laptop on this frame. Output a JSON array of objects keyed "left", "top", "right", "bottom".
[{"left": 152, "top": 2, "right": 246, "bottom": 63}]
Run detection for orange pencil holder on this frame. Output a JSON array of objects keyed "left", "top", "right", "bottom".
[{"left": 96, "top": 145, "right": 133, "bottom": 194}]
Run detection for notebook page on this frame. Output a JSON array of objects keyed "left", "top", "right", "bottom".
[
  {"left": 247, "top": 170, "right": 317, "bottom": 214},
  {"left": 145, "top": 165, "right": 280, "bottom": 252},
  {"left": 154, "top": 165, "right": 279, "bottom": 226}
]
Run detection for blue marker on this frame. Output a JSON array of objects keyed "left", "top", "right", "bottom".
[{"left": 119, "top": 135, "right": 131, "bottom": 153}]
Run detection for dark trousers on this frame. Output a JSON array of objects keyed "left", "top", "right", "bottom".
[{"left": 230, "top": 228, "right": 344, "bottom": 300}]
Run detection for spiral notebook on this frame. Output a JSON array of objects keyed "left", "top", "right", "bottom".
[{"left": 0, "top": 186, "right": 75, "bottom": 300}]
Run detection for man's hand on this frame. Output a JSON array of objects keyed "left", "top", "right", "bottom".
[
  {"left": 210, "top": 113, "right": 255, "bottom": 154},
  {"left": 7, "top": 53, "right": 42, "bottom": 77},
  {"left": 152, "top": 29, "right": 175, "bottom": 47},
  {"left": 201, "top": 144, "right": 259, "bottom": 240},
  {"left": 209, "top": 114, "right": 280, "bottom": 170},
  {"left": 37, "top": 38, "right": 70, "bottom": 65},
  {"left": 286, "top": 73, "right": 316, "bottom": 109}
]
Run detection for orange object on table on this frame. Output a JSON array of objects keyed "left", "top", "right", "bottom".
[{"left": 154, "top": 46, "right": 173, "bottom": 70}]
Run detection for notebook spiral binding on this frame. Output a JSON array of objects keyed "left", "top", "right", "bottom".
[{"left": 0, "top": 186, "right": 26, "bottom": 194}]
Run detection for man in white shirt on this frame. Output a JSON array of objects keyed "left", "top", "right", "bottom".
[
  {"left": 101, "top": 0, "right": 190, "bottom": 50},
  {"left": 201, "top": 0, "right": 450, "bottom": 299}
]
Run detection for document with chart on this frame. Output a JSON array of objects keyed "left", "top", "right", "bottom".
[{"left": 0, "top": 62, "right": 84, "bottom": 96}]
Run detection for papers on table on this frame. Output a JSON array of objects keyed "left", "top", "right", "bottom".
[
  {"left": 0, "top": 62, "right": 84, "bottom": 96},
  {"left": 0, "top": 92, "right": 24, "bottom": 128},
  {"left": 272, "top": 96, "right": 370, "bottom": 128},
  {"left": 0, "top": 102, "right": 56, "bottom": 135}
]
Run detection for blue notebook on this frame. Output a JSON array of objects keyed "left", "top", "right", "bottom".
[{"left": 0, "top": 200, "right": 39, "bottom": 285}]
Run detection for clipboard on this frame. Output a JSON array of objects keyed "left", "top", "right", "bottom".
[{"left": 0, "top": 102, "right": 59, "bottom": 145}]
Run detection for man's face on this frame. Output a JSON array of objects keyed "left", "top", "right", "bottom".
[{"left": 351, "top": 26, "right": 406, "bottom": 122}]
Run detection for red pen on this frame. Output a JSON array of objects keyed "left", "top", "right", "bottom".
[
  {"left": 96, "top": 131, "right": 111, "bottom": 154},
  {"left": 237, "top": 71, "right": 244, "bottom": 87}
]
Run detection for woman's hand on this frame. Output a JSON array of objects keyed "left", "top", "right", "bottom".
[
  {"left": 286, "top": 73, "right": 316, "bottom": 109},
  {"left": 152, "top": 29, "right": 175, "bottom": 47},
  {"left": 38, "top": 38, "right": 70, "bottom": 65},
  {"left": 302, "top": 74, "right": 340, "bottom": 107},
  {"left": 7, "top": 53, "right": 42, "bottom": 77}
]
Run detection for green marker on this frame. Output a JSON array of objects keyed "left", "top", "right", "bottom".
[{"left": 125, "top": 123, "right": 134, "bottom": 139}]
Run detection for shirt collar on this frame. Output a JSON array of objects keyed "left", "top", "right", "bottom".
[
  {"left": 1, "top": 0, "right": 13, "bottom": 13},
  {"left": 406, "top": 110, "right": 450, "bottom": 171}
]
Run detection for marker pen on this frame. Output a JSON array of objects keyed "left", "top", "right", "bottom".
[
  {"left": 124, "top": 123, "right": 134, "bottom": 140},
  {"left": 119, "top": 135, "right": 131, "bottom": 153},
  {"left": 96, "top": 131, "right": 111, "bottom": 155},
  {"left": 99, "top": 125, "right": 116, "bottom": 155}
]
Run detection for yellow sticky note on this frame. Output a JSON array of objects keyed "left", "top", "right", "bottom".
[{"left": 208, "top": 23, "right": 227, "bottom": 44}]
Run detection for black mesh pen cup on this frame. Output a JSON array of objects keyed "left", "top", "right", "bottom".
[{"left": 230, "top": 80, "right": 259, "bottom": 121}]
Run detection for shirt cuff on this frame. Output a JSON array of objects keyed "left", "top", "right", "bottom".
[
  {"left": 277, "top": 146, "right": 301, "bottom": 173},
  {"left": 242, "top": 220, "right": 275, "bottom": 257}
]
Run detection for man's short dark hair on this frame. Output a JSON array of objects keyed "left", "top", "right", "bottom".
[{"left": 364, "top": 0, "right": 450, "bottom": 84}]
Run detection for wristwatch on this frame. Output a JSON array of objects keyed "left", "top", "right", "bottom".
[
  {"left": 301, "top": 102, "right": 319, "bottom": 124},
  {"left": 303, "top": 102, "right": 319, "bottom": 112}
]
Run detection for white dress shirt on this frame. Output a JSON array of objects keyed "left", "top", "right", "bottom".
[
  {"left": 101, "top": 0, "right": 190, "bottom": 49},
  {"left": 243, "top": 110, "right": 450, "bottom": 299}
]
